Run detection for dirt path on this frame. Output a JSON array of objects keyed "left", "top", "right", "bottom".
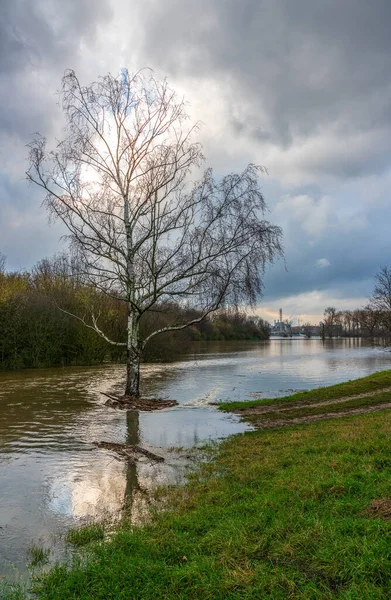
[
  {"left": 231, "top": 385, "right": 391, "bottom": 429},
  {"left": 235, "top": 386, "right": 391, "bottom": 416},
  {"left": 248, "top": 401, "right": 391, "bottom": 429}
]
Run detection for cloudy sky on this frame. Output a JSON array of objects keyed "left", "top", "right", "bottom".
[{"left": 1, "top": 0, "right": 390, "bottom": 323}]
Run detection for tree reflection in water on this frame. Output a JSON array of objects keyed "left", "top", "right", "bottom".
[{"left": 123, "top": 410, "right": 150, "bottom": 522}]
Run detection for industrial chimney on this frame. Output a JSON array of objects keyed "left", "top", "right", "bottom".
[{"left": 279, "top": 308, "right": 282, "bottom": 323}]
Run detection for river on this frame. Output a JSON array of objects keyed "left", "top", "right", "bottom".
[{"left": 0, "top": 338, "right": 390, "bottom": 581}]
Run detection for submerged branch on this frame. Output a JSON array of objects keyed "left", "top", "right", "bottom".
[
  {"left": 100, "top": 392, "right": 178, "bottom": 411},
  {"left": 94, "top": 441, "right": 165, "bottom": 463}
]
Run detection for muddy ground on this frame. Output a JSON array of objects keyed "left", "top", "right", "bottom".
[{"left": 231, "top": 386, "right": 391, "bottom": 429}]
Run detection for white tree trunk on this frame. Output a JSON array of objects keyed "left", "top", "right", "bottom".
[{"left": 125, "top": 306, "right": 140, "bottom": 397}]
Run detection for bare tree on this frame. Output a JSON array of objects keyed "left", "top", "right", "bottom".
[
  {"left": 357, "top": 305, "right": 381, "bottom": 340},
  {"left": 351, "top": 309, "right": 361, "bottom": 337},
  {"left": 371, "top": 267, "right": 391, "bottom": 311},
  {"left": 340, "top": 310, "right": 352, "bottom": 337},
  {"left": 27, "top": 69, "right": 283, "bottom": 399},
  {"left": 323, "top": 306, "right": 341, "bottom": 338},
  {"left": 370, "top": 266, "right": 391, "bottom": 340}
]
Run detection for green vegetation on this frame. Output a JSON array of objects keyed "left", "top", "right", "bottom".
[
  {"left": 218, "top": 369, "right": 391, "bottom": 412},
  {"left": 28, "top": 545, "right": 50, "bottom": 568},
  {"left": 0, "top": 582, "right": 27, "bottom": 600},
  {"left": 65, "top": 523, "right": 105, "bottom": 547},
  {"left": 26, "top": 400, "right": 391, "bottom": 599},
  {"left": 0, "top": 258, "right": 125, "bottom": 370}
]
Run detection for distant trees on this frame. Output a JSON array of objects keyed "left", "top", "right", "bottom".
[
  {"left": 356, "top": 306, "right": 381, "bottom": 340},
  {"left": 321, "top": 266, "right": 391, "bottom": 342},
  {"left": 323, "top": 307, "right": 341, "bottom": 338},
  {"left": 27, "top": 69, "right": 282, "bottom": 398},
  {"left": 320, "top": 306, "right": 384, "bottom": 340},
  {"left": 196, "top": 310, "right": 270, "bottom": 341}
]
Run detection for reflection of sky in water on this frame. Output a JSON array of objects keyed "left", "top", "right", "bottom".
[
  {"left": 141, "top": 339, "right": 391, "bottom": 404},
  {"left": 140, "top": 407, "right": 247, "bottom": 447},
  {"left": 0, "top": 339, "right": 391, "bottom": 580},
  {"left": 49, "top": 480, "right": 73, "bottom": 516}
]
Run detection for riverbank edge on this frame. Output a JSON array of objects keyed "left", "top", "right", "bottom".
[
  {"left": 5, "top": 370, "right": 391, "bottom": 599},
  {"left": 217, "top": 368, "right": 391, "bottom": 412}
]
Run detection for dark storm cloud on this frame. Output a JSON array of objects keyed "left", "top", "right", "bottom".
[
  {"left": 260, "top": 182, "right": 391, "bottom": 307},
  {"left": 135, "top": 0, "right": 391, "bottom": 177},
  {"left": 0, "top": 0, "right": 112, "bottom": 269},
  {"left": 1, "top": 0, "right": 390, "bottom": 316},
  {"left": 129, "top": 0, "right": 391, "bottom": 312},
  {"left": 0, "top": 0, "right": 112, "bottom": 135},
  {"left": 0, "top": 0, "right": 112, "bottom": 73}
]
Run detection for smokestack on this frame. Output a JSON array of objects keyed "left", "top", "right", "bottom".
[{"left": 279, "top": 308, "right": 282, "bottom": 323}]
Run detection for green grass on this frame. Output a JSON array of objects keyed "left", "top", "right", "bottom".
[
  {"left": 65, "top": 523, "right": 105, "bottom": 547},
  {"left": 29, "top": 407, "right": 391, "bottom": 599},
  {"left": 218, "top": 369, "right": 391, "bottom": 412},
  {"left": 0, "top": 581, "right": 27, "bottom": 600},
  {"left": 28, "top": 545, "right": 50, "bottom": 568}
]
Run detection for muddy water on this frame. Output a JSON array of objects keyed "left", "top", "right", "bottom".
[{"left": 0, "top": 338, "right": 390, "bottom": 580}]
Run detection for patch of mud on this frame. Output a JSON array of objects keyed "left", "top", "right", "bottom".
[
  {"left": 244, "top": 402, "right": 391, "bottom": 430},
  {"left": 366, "top": 497, "right": 391, "bottom": 520},
  {"left": 233, "top": 387, "right": 391, "bottom": 416}
]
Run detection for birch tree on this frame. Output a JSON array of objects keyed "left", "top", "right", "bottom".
[{"left": 27, "top": 69, "right": 283, "bottom": 399}]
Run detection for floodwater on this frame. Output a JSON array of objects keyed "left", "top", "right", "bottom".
[{"left": 0, "top": 338, "right": 390, "bottom": 581}]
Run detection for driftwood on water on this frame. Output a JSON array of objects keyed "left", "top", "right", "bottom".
[
  {"left": 101, "top": 392, "right": 177, "bottom": 411},
  {"left": 94, "top": 441, "right": 165, "bottom": 463}
]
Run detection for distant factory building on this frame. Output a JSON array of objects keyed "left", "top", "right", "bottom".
[
  {"left": 270, "top": 308, "right": 292, "bottom": 337},
  {"left": 270, "top": 309, "right": 321, "bottom": 338}
]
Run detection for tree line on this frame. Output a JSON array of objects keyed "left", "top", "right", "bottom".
[
  {"left": 322, "top": 266, "right": 391, "bottom": 340},
  {"left": 0, "top": 254, "right": 270, "bottom": 371}
]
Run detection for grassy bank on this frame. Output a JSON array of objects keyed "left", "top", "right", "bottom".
[
  {"left": 218, "top": 369, "right": 391, "bottom": 412},
  {"left": 218, "top": 370, "right": 391, "bottom": 432},
  {"left": 9, "top": 372, "right": 391, "bottom": 599}
]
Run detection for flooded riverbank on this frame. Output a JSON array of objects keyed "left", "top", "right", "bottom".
[{"left": 1, "top": 339, "right": 390, "bottom": 581}]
